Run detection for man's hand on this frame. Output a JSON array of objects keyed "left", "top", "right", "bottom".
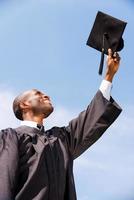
[{"left": 105, "top": 49, "right": 121, "bottom": 82}]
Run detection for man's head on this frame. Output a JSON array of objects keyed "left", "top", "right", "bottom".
[{"left": 13, "top": 89, "right": 54, "bottom": 121}]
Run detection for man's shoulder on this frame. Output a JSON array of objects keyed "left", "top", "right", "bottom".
[
  {"left": 0, "top": 127, "right": 18, "bottom": 144},
  {"left": 0, "top": 127, "right": 17, "bottom": 135}
]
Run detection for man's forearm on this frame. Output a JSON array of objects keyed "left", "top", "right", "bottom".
[{"left": 99, "top": 49, "right": 121, "bottom": 100}]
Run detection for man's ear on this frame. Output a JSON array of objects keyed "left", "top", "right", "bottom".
[{"left": 20, "top": 101, "right": 31, "bottom": 110}]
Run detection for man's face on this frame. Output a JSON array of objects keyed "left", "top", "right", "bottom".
[{"left": 23, "top": 89, "right": 54, "bottom": 118}]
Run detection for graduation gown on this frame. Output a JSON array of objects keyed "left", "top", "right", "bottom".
[{"left": 0, "top": 91, "right": 122, "bottom": 200}]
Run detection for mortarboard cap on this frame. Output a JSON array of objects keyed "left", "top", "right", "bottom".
[{"left": 86, "top": 11, "right": 127, "bottom": 75}]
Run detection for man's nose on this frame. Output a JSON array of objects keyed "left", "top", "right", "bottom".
[{"left": 43, "top": 95, "right": 50, "bottom": 100}]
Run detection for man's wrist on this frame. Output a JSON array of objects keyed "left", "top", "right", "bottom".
[{"left": 105, "top": 73, "right": 114, "bottom": 83}]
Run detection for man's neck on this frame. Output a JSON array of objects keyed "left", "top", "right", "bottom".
[
  {"left": 23, "top": 115, "right": 44, "bottom": 125},
  {"left": 20, "top": 120, "right": 39, "bottom": 128},
  {"left": 23, "top": 113, "right": 44, "bottom": 125}
]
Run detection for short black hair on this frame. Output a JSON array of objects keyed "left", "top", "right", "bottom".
[
  {"left": 13, "top": 89, "right": 41, "bottom": 120},
  {"left": 13, "top": 94, "right": 23, "bottom": 120}
]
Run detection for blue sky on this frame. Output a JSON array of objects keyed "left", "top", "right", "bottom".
[{"left": 0, "top": 0, "right": 134, "bottom": 199}]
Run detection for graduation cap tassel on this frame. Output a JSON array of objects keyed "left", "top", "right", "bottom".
[
  {"left": 98, "top": 33, "right": 107, "bottom": 75},
  {"left": 99, "top": 48, "right": 105, "bottom": 75}
]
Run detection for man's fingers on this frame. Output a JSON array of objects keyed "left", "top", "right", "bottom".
[
  {"left": 113, "top": 52, "right": 121, "bottom": 62},
  {"left": 107, "top": 49, "right": 121, "bottom": 63},
  {"left": 108, "top": 48, "right": 113, "bottom": 58}
]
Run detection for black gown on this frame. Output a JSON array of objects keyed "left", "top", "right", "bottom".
[{"left": 0, "top": 91, "right": 122, "bottom": 200}]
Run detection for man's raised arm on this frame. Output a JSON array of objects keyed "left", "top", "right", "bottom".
[{"left": 65, "top": 49, "right": 122, "bottom": 159}]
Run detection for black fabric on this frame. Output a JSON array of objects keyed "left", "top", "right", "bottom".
[
  {"left": 0, "top": 90, "right": 122, "bottom": 200},
  {"left": 86, "top": 11, "right": 127, "bottom": 54},
  {"left": 37, "top": 124, "right": 45, "bottom": 133},
  {"left": 86, "top": 11, "right": 127, "bottom": 75}
]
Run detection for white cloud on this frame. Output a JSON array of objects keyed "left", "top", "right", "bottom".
[
  {"left": 0, "top": 87, "right": 19, "bottom": 129},
  {"left": 45, "top": 106, "right": 78, "bottom": 129}
]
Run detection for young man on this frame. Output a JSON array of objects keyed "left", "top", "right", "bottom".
[{"left": 0, "top": 49, "right": 122, "bottom": 200}]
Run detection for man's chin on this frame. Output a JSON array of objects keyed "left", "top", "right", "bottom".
[{"left": 44, "top": 106, "right": 54, "bottom": 118}]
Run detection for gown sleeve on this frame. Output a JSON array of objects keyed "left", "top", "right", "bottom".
[
  {"left": 0, "top": 128, "right": 19, "bottom": 200},
  {"left": 65, "top": 90, "right": 122, "bottom": 159}
]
